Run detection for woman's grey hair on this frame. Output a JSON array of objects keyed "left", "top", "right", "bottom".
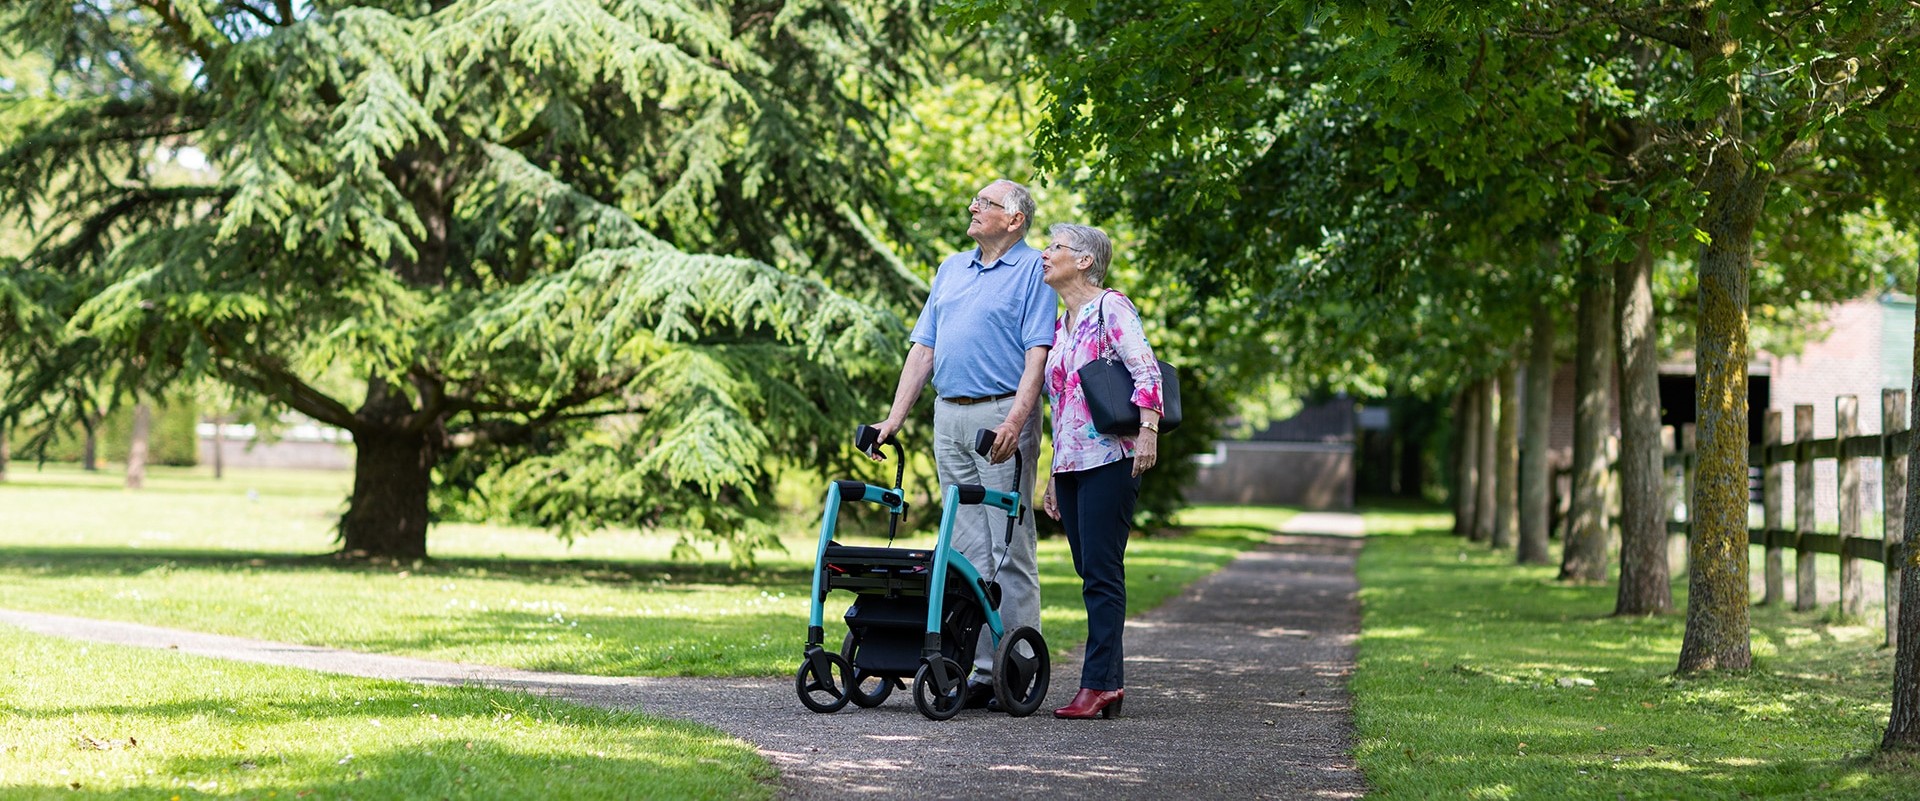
[
  {"left": 997, "top": 180, "right": 1037, "bottom": 233},
  {"left": 1049, "top": 223, "right": 1113, "bottom": 286}
]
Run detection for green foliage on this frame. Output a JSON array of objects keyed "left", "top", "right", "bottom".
[
  {"left": 36, "top": 398, "right": 200, "bottom": 466},
  {"left": 942, "top": 0, "right": 1920, "bottom": 403},
  {"left": 882, "top": 72, "right": 1062, "bottom": 265},
  {"left": 941, "top": 0, "right": 1571, "bottom": 399},
  {"left": 0, "top": 0, "right": 944, "bottom": 559}
]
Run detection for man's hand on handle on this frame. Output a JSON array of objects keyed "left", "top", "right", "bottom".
[
  {"left": 864, "top": 418, "right": 903, "bottom": 461},
  {"left": 987, "top": 416, "right": 1022, "bottom": 464}
]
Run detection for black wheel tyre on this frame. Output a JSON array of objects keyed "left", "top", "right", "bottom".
[
  {"left": 795, "top": 650, "right": 852, "bottom": 713},
  {"left": 992, "top": 626, "right": 1051, "bottom": 717},
  {"left": 842, "top": 631, "right": 892, "bottom": 708},
  {"left": 912, "top": 657, "right": 965, "bottom": 720}
]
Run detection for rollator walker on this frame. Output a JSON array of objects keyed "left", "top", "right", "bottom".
[{"left": 793, "top": 425, "right": 1049, "bottom": 720}]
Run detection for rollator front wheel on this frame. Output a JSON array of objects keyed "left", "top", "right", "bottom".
[
  {"left": 912, "top": 656, "right": 965, "bottom": 720},
  {"left": 795, "top": 649, "right": 853, "bottom": 713}
]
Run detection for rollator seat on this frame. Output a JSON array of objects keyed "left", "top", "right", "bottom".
[{"left": 822, "top": 542, "right": 933, "bottom": 595}]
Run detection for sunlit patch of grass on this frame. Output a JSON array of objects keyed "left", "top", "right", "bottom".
[
  {"left": 1352, "top": 503, "right": 1919, "bottom": 799},
  {"left": 0, "top": 466, "right": 1273, "bottom": 677},
  {"left": 0, "top": 627, "right": 772, "bottom": 799},
  {"left": 1171, "top": 504, "right": 1298, "bottom": 532}
]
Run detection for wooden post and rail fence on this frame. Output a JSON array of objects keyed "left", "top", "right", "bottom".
[{"left": 1646, "top": 389, "right": 1911, "bottom": 646}]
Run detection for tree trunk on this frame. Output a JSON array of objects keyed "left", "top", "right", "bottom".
[
  {"left": 1455, "top": 383, "right": 1481, "bottom": 538},
  {"left": 81, "top": 412, "right": 100, "bottom": 471},
  {"left": 1677, "top": 169, "right": 1766, "bottom": 673},
  {"left": 125, "top": 401, "right": 151, "bottom": 489},
  {"left": 1614, "top": 238, "right": 1672, "bottom": 615},
  {"left": 338, "top": 426, "right": 436, "bottom": 560},
  {"left": 1474, "top": 377, "right": 1498, "bottom": 543},
  {"left": 210, "top": 414, "right": 225, "bottom": 480},
  {"left": 1519, "top": 300, "right": 1555, "bottom": 564},
  {"left": 1493, "top": 361, "right": 1520, "bottom": 549},
  {"left": 337, "top": 380, "right": 441, "bottom": 560},
  {"left": 1885, "top": 338, "right": 1920, "bottom": 748},
  {"left": 0, "top": 421, "right": 9, "bottom": 483},
  {"left": 1560, "top": 261, "right": 1614, "bottom": 582}
]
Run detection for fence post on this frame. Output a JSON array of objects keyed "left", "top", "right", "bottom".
[
  {"left": 1796, "top": 404, "right": 1818, "bottom": 611},
  {"left": 1887, "top": 389, "right": 1909, "bottom": 647},
  {"left": 1763, "top": 409, "right": 1785, "bottom": 605},
  {"left": 1839, "top": 396, "right": 1863, "bottom": 618}
]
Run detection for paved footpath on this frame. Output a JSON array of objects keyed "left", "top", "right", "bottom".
[{"left": 0, "top": 512, "right": 1368, "bottom": 800}]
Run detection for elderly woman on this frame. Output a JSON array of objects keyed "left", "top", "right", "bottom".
[{"left": 1038, "top": 223, "right": 1163, "bottom": 720}]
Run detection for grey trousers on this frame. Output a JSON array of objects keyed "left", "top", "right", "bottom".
[{"left": 932, "top": 396, "right": 1042, "bottom": 679}]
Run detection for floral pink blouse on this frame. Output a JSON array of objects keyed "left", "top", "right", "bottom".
[{"left": 1045, "top": 290, "right": 1164, "bottom": 475}]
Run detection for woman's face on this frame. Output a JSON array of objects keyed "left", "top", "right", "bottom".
[{"left": 1041, "top": 241, "right": 1085, "bottom": 289}]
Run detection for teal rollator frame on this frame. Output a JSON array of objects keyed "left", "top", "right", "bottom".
[{"left": 794, "top": 426, "right": 1050, "bottom": 720}]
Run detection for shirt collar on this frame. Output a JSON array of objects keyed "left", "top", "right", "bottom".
[{"left": 970, "top": 240, "right": 1034, "bottom": 272}]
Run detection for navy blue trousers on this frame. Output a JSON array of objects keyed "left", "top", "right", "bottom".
[{"left": 1055, "top": 458, "right": 1140, "bottom": 691}]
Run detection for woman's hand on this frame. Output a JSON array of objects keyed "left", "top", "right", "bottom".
[
  {"left": 1042, "top": 477, "right": 1060, "bottom": 521},
  {"left": 1132, "top": 430, "right": 1158, "bottom": 477}
]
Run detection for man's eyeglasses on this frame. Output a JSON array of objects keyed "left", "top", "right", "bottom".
[
  {"left": 971, "top": 195, "right": 1011, "bottom": 213},
  {"left": 1044, "top": 242, "right": 1084, "bottom": 253}
]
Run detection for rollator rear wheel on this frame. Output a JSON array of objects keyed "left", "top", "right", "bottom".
[
  {"left": 842, "top": 631, "right": 893, "bottom": 708},
  {"left": 992, "top": 626, "right": 1050, "bottom": 717},
  {"left": 794, "top": 649, "right": 853, "bottom": 713},
  {"left": 912, "top": 656, "right": 965, "bottom": 720}
]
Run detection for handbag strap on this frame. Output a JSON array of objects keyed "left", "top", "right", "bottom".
[{"left": 1093, "top": 289, "right": 1120, "bottom": 363}]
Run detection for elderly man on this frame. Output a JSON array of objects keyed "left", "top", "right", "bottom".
[{"left": 869, "top": 179, "right": 1054, "bottom": 710}]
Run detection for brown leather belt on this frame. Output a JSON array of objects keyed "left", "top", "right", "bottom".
[{"left": 941, "top": 391, "right": 1016, "bottom": 406}]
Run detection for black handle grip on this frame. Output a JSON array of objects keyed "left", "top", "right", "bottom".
[
  {"left": 857, "top": 425, "right": 907, "bottom": 492},
  {"left": 856, "top": 425, "right": 886, "bottom": 456}
]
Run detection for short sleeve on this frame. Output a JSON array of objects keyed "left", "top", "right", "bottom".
[{"left": 1019, "top": 265, "right": 1058, "bottom": 350}]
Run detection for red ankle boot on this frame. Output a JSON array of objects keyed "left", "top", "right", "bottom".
[{"left": 1052, "top": 688, "right": 1124, "bottom": 719}]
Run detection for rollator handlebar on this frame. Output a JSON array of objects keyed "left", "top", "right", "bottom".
[{"left": 855, "top": 425, "right": 907, "bottom": 491}]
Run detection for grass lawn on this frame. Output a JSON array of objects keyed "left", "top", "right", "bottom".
[
  {"left": 1, "top": 463, "right": 1285, "bottom": 797},
  {"left": 1353, "top": 504, "right": 1920, "bottom": 799},
  {"left": 0, "top": 464, "right": 1277, "bottom": 678},
  {"left": 0, "top": 627, "right": 773, "bottom": 799}
]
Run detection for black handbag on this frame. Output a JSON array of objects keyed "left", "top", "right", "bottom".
[{"left": 1076, "top": 291, "right": 1182, "bottom": 436}]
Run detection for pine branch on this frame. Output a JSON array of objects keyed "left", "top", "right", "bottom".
[
  {"left": 135, "top": 0, "right": 226, "bottom": 65},
  {"left": 446, "top": 395, "right": 647, "bottom": 450},
  {"left": 226, "top": 1, "right": 279, "bottom": 28},
  {"left": 213, "top": 351, "right": 361, "bottom": 431},
  {"left": 0, "top": 96, "right": 211, "bottom": 221},
  {"left": 26, "top": 186, "right": 231, "bottom": 276}
]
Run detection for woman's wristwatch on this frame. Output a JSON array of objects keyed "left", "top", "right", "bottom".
[{"left": 1139, "top": 421, "right": 1159, "bottom": 433}]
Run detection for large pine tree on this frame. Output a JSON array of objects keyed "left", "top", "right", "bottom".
[{"left": 0, "top": 0, "right": 936, "bottom": 559}]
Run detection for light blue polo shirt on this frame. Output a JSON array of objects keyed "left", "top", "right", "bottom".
[{"left": 908, "top": 241, "right": 1057, "bottom": 399}]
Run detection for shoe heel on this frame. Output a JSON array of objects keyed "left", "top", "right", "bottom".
[{"left": 1102, "top": 697, "right": 1123, "bottom": 719}]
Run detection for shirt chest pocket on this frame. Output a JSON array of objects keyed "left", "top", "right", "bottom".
[{"left": 956, "top": 282, "right": 1021, "bottom": 338}]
